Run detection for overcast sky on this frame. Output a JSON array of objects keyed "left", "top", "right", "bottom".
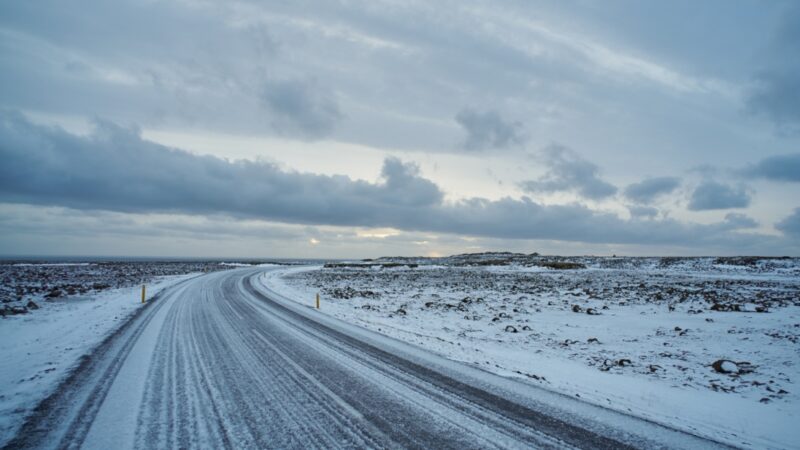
[{"left": 1, "top": 0, "right": 799, "bottom": 258}]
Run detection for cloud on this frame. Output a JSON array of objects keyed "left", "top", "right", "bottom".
[
  {"left": 721, "top": 213, "right": 758, "bottom": 230},
  {"left": 0, "top": 111, "right": 790, "bottom": 252},
  {"left": 628, "top": 205, "right": 659, "bottom": 219},
  {"left": 0, "top": 0, "right": 782, "bottom": 161},
  {"left": 624, "top": 176, "right": 680, "bottom": 203},
  {"left": 260, "top": 78, "right": 343, "bottom": 139},
  {"left": 776, "top": 208, "right": 800, "bottom": 237},
  {"left": 748, "top": 72, "right": 800, "bottom": 133},
  {"left": 746, "top": 5, "right": 800, "bottom": 132},
  {"left": 687, "top": 181, "right": 751, "bottom": 211},
  {"left": 0, "top": 110, "right": 422, "bottom": 225},
  {"left": 520, "top": 145, "right": 618, "bottom": 200},
  {"left": 378, "top": 157, "right": 443, "bottom": 206},
  {"left": 743, "top": 153, "right": 800, "bottom": 182},
  {"left": 454, "top": 108, "right": 525, "bottom": 151}
]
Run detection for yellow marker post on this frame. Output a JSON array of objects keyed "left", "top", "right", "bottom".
[
  {"left": 315, "top": 293, "right": 320, "bottom": 309},
  {"left": 141, "top": 284, "right": 146, "bottom": 303}
]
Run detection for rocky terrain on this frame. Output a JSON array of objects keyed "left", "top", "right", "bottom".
[
  {"left": 0, "top": 261, "right": 237, "bottom": 317},
  {"left": 271, "top": 253, "right": 800, "bottom": 407}
]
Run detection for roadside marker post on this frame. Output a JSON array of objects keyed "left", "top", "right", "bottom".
[
  {"left": 141, "top": 284, "right": 146, "bottom": 303},
  {"left": 316, "top": 293, "right": 320, "bottom": 309}
]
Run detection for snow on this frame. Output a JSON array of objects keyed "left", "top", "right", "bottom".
[
  {"left": 262, "top": 259, "right": 800, "bottom": 449},
  {"left": 0, "top": 273, "right": 199, "bottom": 447}
]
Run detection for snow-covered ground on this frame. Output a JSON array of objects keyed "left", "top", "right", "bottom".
[
  {"left": 0, "top": 272, "right": 200, "bottom": 447},
  {"left": 263, "top": 256, "right": 800, "bottom": 449}
]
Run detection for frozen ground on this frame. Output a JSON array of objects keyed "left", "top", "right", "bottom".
[
  {"left": 0, "top": 261, "right": 234, "bottom": 447},
  {"left": 264, "top": 254, "right": 800, "bottom": 449}
]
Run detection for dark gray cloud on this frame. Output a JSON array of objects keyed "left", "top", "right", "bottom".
[
  {"left": 261, "top": 78, "right": 343, "bottom": 139},
  {"left": 0, "top": 110, "right": 432, "bottom": 226},
  {"left": 454, "top": 108, "right": 525, "bottom": 151},
  {"left": 520, "top": 145, "right": 618, "bottom": 200},
  {"left": 378, "top": 157, "right": 443, "bottom": 206},
  {"left": 743, "top": 153, "right": 800, "bottom": 182},
  {"left": 776, "top": 208, "right": 800, "bottom": 237},
  {"left": 748, "top": 72, "right": 800, "bottom": 133},
  {"left": 624, "top": 176, "right": 680, "bottom": 203},
  {"left": 722, "top": 213, "right": 758, "bottom": 230},
  {"left": 746, "top": 5, "right": 800, "bottom": 132},
  {"left": 687, "top": 181, "right": 751, "bottom": 211},
  {"left": 1, "top": 111, "right": 783, "bottom": 252}
]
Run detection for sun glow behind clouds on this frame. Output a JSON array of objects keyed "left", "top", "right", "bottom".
[{"left": 355, "top": 228, "right": 401, "bottom": 239}]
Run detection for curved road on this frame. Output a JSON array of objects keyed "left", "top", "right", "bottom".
[{"left": 6, "top": 268, "right": 728, "bottom": 449}]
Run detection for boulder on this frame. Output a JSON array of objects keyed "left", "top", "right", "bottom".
[{"left": 711, "top": 359, "right": 741, "bottom": 374}]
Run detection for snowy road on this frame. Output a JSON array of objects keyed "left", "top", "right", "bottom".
[{"left": 5, "top": 268, "right": 730, "bottom": 449}]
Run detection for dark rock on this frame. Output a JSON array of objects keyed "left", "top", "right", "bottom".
[
  {"left": 5, "top": 305, "right": 28, "bottom": 315},
  {"left": 711, "top": 359, "right": 750, "bottom": 374},
  {"left": 26, "top": 300, "right": 39, "bottom": 310},
  {"left": 571, "top": 304, "right": 582, "bottom": 313},
  {"left": 504, "top": 325, "right": 518, "bottom": 333}
]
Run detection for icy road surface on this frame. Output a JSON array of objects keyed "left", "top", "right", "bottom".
[{"left": 6, "top": 268, "right": 728, "bottom": 449}]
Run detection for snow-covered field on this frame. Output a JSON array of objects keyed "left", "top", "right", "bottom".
[
  {"left": 264, "top": 254, "right": 800, "bottom": 449},
  {"left": 0, "top": 261, "right": 231, "bottom": 447}
]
